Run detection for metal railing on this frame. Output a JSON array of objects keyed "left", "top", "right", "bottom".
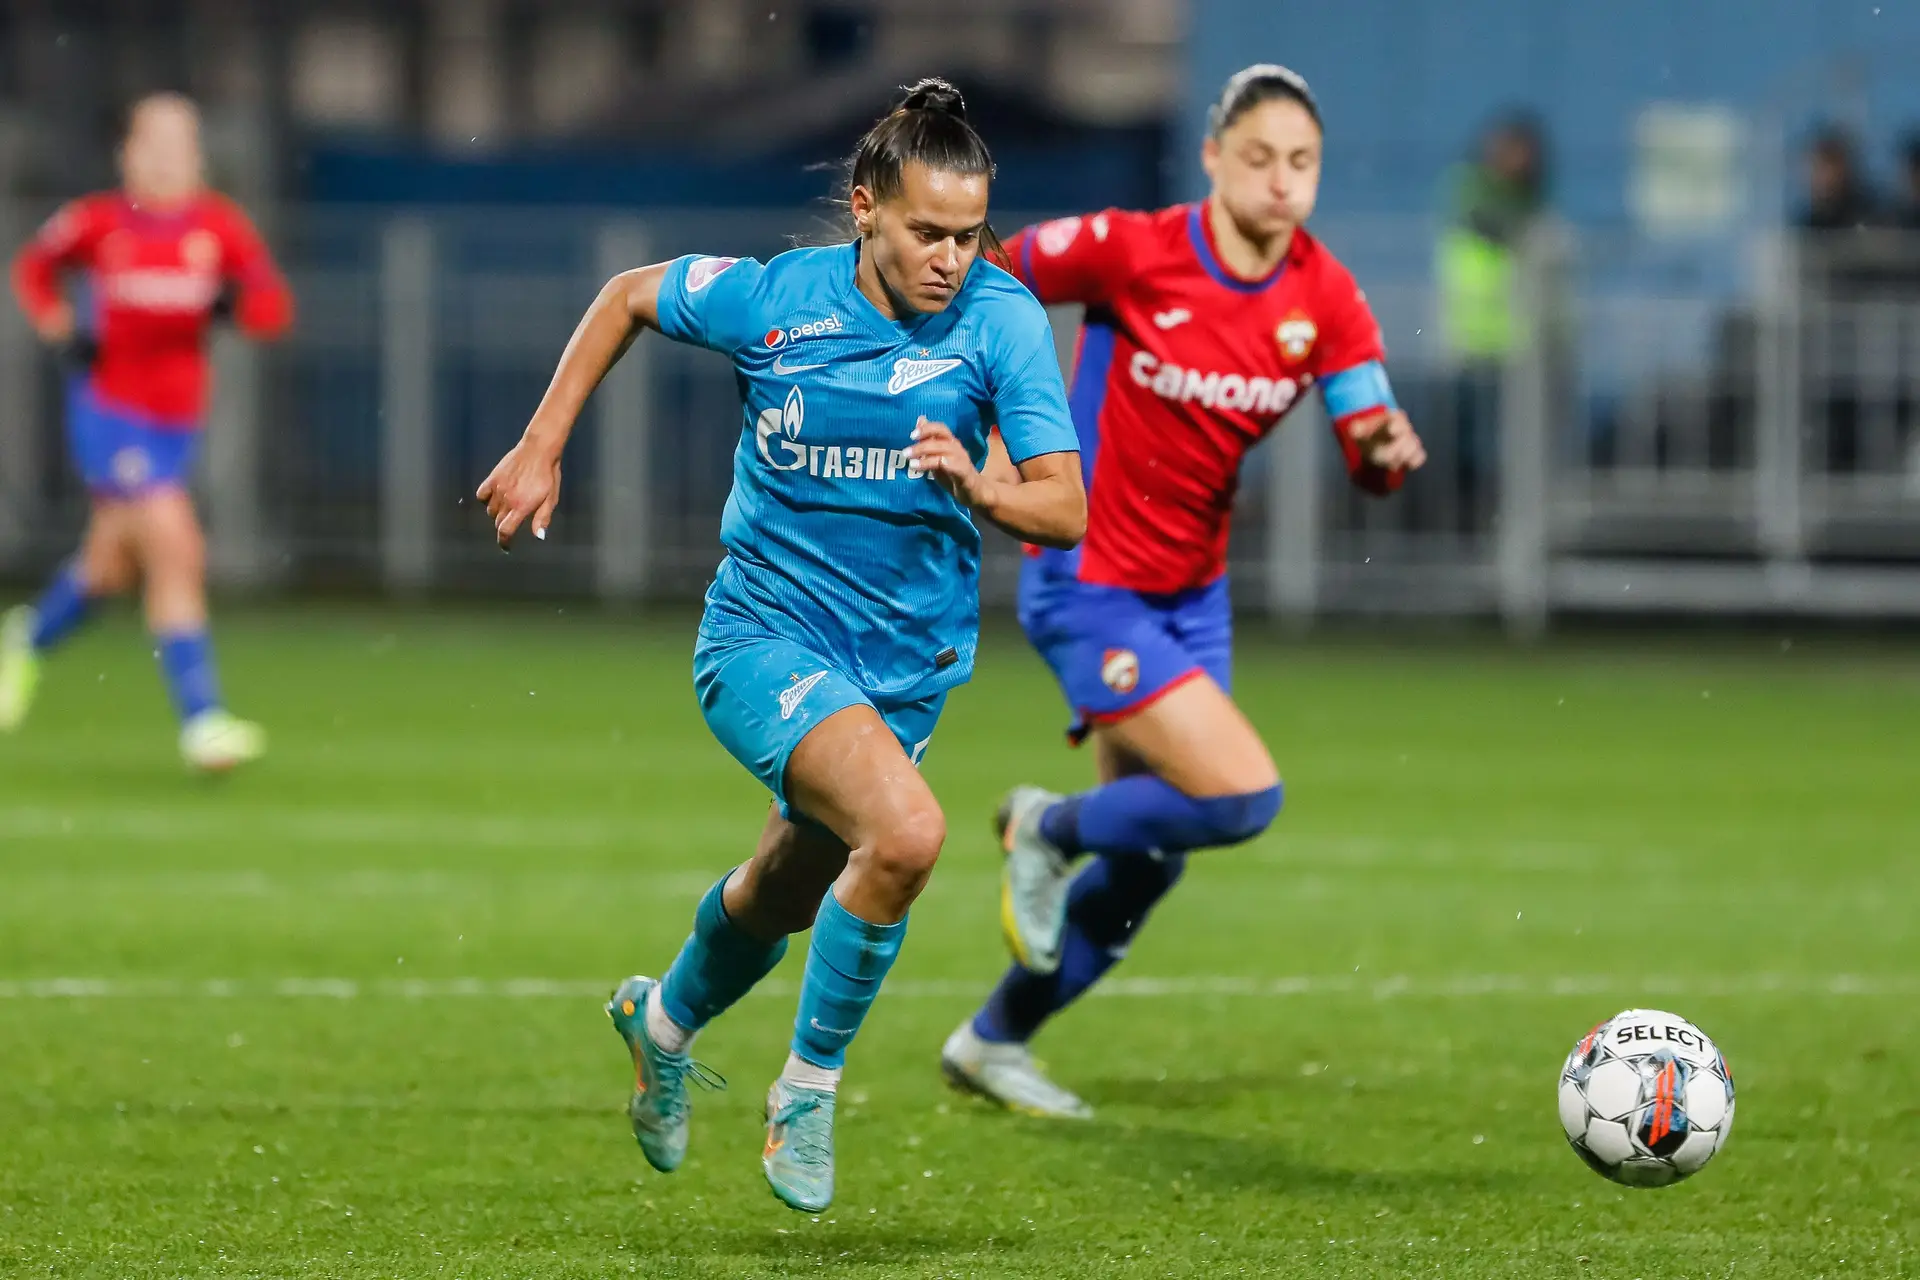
[{"left": 4, "top": 204, "right": 1920, "bottom": 626}]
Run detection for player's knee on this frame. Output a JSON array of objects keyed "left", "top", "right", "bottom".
[
  {"left": 856, "top": 802, "right": 946, "bottom": 893},
  {"left": 1193, "top": 783, "right": 1283, "bottom": 847},
  {"left": 165, "top": 519, "right": 207, "bottom": 575},
  {"left": 136, "top": 494, "right": 205, "bottom": 569},
  {"left": 78, "top": 550, "right": 136, "bottom": 596}
]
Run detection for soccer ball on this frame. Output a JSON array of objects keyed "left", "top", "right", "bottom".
[{"left": 1557, "top": 1008, "right": 1735, "bottom": 1187}]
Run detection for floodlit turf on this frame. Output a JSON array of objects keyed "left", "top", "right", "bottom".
[{"left": 1, "top": 605, "right": 1915, "bottom": 1278}]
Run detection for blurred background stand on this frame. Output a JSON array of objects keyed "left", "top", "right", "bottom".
[{"left": 4, "top": 0, "right": 1920, "bottom": 631}]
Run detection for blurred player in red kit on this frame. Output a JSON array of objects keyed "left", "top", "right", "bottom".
[
  {"left": 943, "top": 66, "right": 1427, "bottom": 1116},
  {"left": 1, "top": 93, "right": 293, "bottom": 769}
]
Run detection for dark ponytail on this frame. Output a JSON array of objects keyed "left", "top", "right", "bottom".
[{"left": 843, "top": 77, "right": 1007, "bottom": 268}]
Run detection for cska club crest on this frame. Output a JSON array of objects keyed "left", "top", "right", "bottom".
[
  {"left": 1100, "top": 648, "right": 1140, "bottom": 694},
  {"left": 1275, "top": 312, "right": 1318, "bottom": 363}
]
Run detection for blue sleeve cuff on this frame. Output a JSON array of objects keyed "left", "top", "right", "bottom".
[
  {"left": 1320, "top": 360, "right": 1397, "bottom": 420},
  {"left": 654, "top": 256, "right": 695, "bottom": 344}
]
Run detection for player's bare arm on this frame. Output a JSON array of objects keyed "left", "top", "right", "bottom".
[
  {"left": 905, "top": 417, "right": 1085, "bottom": 549},
  {"left": 478, "top": 262, "right": 668, "bottom": 548}
]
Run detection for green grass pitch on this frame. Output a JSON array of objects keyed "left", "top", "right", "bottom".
[{"left": 1, "top": 605, "right": 1914, "bottom": 1278}]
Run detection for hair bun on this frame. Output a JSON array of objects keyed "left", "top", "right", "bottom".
[{"left": 900, "top": 77, "right": 967, "bottom": 121}]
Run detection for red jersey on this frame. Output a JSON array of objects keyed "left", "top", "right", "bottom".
[
  {"left": 1006, "top": 201, "right": 1398, "bottom": 594},
  {"left": 10, "top": 191, "right": 294, "bottom": 426}
]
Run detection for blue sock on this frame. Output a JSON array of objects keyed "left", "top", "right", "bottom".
[
  {"left": 658, "top": 874, "right": 789, "bottom": 1032},
  {"left": 1040, "top": 777, "right": 1282, "bottom": 857},
  {"left": 973, "top": 852, "right": 1186, "bottom": 1043},
  {"left": 790, "top": 891, "right": 906, "bottom": 1070},
  {"left": 28, "top": 565, "right": 95, "bottom": 652},
  {"left": 155, "top": 630, "right": 222, "bottom": 722}
]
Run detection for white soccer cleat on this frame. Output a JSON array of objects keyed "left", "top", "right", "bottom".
[
  {"left": 940, "top": 1020, "right": 1093, "bottom": 1120},
  {"left": 996, "top": 785, "right": 1073, "bottom": 974},
  {"left": 0, "top": 606, "right": 41, "bottom": 733},
  {"left": 179, "top": 709, "right": 266, "bottom": 772}
]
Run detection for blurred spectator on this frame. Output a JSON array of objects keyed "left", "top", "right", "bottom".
[
  {"left": 1800, "top": 126, "right": 1880, "bottom": 232},
  {"left": 1434, "top": 111, "right": 1550, "bottom": 529},
  {"left": 1795, "top": 129, "right": 1920, "bottom": 474},
  {"left": 1893, "top": 132, "right": 1920, "bottom": 229}
]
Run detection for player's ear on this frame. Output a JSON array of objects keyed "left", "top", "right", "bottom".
[
  {"left": 1200, "top": 136, "right": 1222, "bottom": 184},
  {"left": 849, "top": 184, "right": 877, "bottom": 237}
]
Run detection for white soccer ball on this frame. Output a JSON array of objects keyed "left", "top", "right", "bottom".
[{"left": 1557, "top": 1008, "right": 1735, "bottom": 1187}]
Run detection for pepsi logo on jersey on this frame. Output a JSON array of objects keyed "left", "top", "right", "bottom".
[
  {"left": 763, "top": 313, "right": 845, "bottom": 350},
  {"left": 1128, "top": 352, "right": 1302, "bottom": 416}
]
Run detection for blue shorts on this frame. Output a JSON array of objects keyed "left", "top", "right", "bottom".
[
  {"left": 1017, "top": 557, "right": 1233, "bottom": 743},
  {"left": 67, "top": 381, "right": 200, "bottom": 500},
  {"left": 694, "top": 627, "right": 946, "bottom": 821}
]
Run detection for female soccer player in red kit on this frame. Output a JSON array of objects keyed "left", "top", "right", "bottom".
[
  {"left": 1, "top": 93, "right": 293, "bottom": 769},
  {"left": 943, "top": 65, "right": 1427, "bottom": 1117}
]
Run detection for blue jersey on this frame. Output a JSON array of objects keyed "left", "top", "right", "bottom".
[{"left": 656, "top": 242, "right": 1078, "bottom": 704}]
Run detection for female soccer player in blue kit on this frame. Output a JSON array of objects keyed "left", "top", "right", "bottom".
[{"left": 478, "top": 80, "right": 1084, "bottom": 1212}]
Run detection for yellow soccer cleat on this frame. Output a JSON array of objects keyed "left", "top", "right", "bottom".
[
  {"left": 0, "top": 607, "right": 42, "bottom": 733},
  {"left": 996, "top": 785, "right": 1073, "bottom": 974},
  {"left": 179, "top": 709, "right": 266, "bottom": 772}
]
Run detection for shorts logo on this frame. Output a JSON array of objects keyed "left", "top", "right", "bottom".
[
  {"left": 685, "top": 256, "right": 738, "bottom": 293},
  {"left": 110, "top": 446, "right": 152, "bottom": 491},
  {"left": 1100, "top": 648, "right": 1140, "bottom": 695},
  {"left": 1276, "top": 313, "right": 1318, "bottom": 363},
  {"left": 1036, "top": 216, "right": 1083, "bottom": 257},
  {"left": 778, "top": 670, "right": 829, "bottom": 720}
]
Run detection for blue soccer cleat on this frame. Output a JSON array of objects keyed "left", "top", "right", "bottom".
[
  {"left": 606, "top": 975, "right": 723, "bottom": 1173},
  {"left": 762, "top": 1078, "right": 837, "bottom": 1212}
]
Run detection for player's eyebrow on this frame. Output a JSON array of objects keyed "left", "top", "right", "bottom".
[{"left": 906, "top": 216, "right": 985, "bottom": 237}]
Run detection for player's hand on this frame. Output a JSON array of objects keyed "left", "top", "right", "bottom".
[
  {"left": 477, "top": 435, "right": 562, "bottom": 551},
  {"left": 905, "top": 417, "right": 996, "bottom": 506},
  {"left": 1349, "top": 410, "right": 1427, "bottom": 472},
  {"left": 31, "top": 304, "right": 75, "bottom": 345}
]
